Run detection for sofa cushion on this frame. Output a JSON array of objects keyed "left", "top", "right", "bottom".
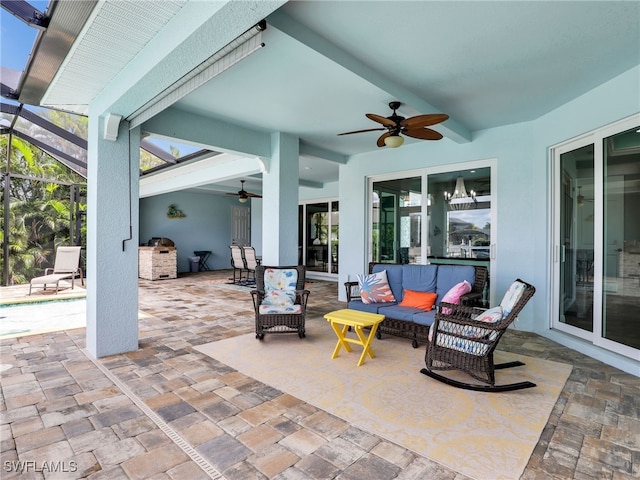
[
  {"left": 400, "top": 265, "right": 437, "bottom": 297},
  {"left": 347, "top": 299, "right": 391, "bottom": 314},
  {"left": 372, "top": 264, "right": 404, "bottom": 300},
  {"left": 357, "top": 270, "right": 396, "bottom": 304},
  {"left": 399, "top": 289, "right": 437, "bottom": 310},
  {"left": 435, "top": 265, "right": 476, "bottom": 304},
  {"left": 377, "top": 305, "right": 419, "bottom": 321},
  {"left": 412, "top": 310, "right": 436, "bottom": 326}
]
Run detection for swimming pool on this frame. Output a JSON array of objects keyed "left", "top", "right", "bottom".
[{"left": 0, "top": 299, "right": 86, "bottom": 338}]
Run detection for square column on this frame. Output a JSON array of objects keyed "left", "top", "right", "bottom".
[
  {"left": 261, "top": 133, "right": 299, "bottom": 265},
  {"left": 86, "top": 114, "right": 140, "bottom": 358}
]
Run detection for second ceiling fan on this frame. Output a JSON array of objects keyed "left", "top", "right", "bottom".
[
  {"left": 226, "top": 180, "right": 262, "bottom": 203},
  {"left": 338, "top": 101, "right": 448, "bottom": 148}
]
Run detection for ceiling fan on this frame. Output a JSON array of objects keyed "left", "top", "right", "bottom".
[
  {"left": 338, "top": 101, "right": 449, "bottom": 148},
  {"left": 577, "top": 186, "right": 593, "bottom": 206},
  {"left": 226, "top": 180, "right": 262, "bottom": 203}
]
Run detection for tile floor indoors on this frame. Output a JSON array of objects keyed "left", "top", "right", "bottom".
[{"left": 1, "top": 269, "right": 638, "bottom": 479}]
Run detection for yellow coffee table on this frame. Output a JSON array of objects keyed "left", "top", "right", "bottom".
[{"left": 324, "top": 309, "right": 385, "bottom": 366}]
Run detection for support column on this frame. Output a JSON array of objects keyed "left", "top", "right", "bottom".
[
  {"left": 86, "top": 114, "right": 140, "bottom": 358},
  {"left": 261, "top": 132, "right": 299, "bottom": 265}
]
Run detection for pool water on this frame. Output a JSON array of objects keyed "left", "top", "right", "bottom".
[{"left": 0, "top": 299, "right": 86, "bottom": 338}]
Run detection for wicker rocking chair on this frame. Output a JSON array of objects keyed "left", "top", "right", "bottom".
[
  {"left": 251, "top": 265, "right": 310, "bottom": 340},
  {"left": 421, "top": 278, "right": 536, "bottom": 392}
]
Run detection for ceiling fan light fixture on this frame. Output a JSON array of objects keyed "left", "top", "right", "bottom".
[
  {"left": 384, "top": 135, "right": 404, "bottom": 148},
  {"left": 238, "top": 196, "right": 248, "bottom": 203}
]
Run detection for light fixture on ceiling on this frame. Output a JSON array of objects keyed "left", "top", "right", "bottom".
[
  {"left": 384, "top": 134, "right": 404, "bottom": 148},
  {"left": 577, "top": 186, "right": 584, "bottom": 207},
  {"left": 225, "top": 179, "right": 262, "bottom": 203},
  {"left": 444, "top": 176, "right": 476, "bottom": 210}
]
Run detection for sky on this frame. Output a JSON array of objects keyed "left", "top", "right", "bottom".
[{"left": 1, "top": 1, "right": 50, "bottom": 72}]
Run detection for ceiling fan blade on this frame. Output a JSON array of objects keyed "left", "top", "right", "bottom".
[
  {"left": 400, "top": 113, "right": 449, "bottom": 128},
  {"left": 246, "top": 192, "right": 262, "bottom": 198},
  {"left": 403, "top": 128, "right": 443, "bottom": 140},
  {"left": 366, "top": 113, "right": 397, "bottom": 127},
  {"left": 225, "top": 192, "right": 239, "bottom": 196},
  {"left": 337, "top": 127, "right": 386, "bottom": 136},
  {"left": 377, "top": 132, "right": 390, "bottom": 147}
]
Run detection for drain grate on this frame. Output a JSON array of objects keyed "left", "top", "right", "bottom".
[{"left": 82, "top": 349, "right": 225, "bottom": 479}]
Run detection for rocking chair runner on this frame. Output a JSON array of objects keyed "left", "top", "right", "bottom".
[
  {"left": 251, "top": 265, "right": 309, "bottom": 340},
  {"left": 421, "top": 278, "right": 536, "bottom": 392}
]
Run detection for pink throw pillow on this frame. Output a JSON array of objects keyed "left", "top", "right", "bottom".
[{"left": 440, "top": 280, "right": 472, "bottom": 314}]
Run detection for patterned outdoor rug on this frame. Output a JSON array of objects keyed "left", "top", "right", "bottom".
[{"left": 196, "top": 317, "right": 572, "bottom": 480}]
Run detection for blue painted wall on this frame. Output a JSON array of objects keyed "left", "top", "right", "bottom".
[
  {"left": 336, "top": 65, "right": 639, "bottom": 374},
  {"left": 139, "top": 191, "right": 240, "bottom": 272}
]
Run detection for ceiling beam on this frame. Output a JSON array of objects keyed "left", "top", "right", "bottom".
[
  {"left": 299, "top": 141, "right": 347, "bottom": 164},
  {"left": 299, "top": 178, "right": 324, "bottom": 189},
  {"left": 268, "top": 10, "right": 472, "bottom": 144},
  {"left": 139, "top": 153, "right": 264, "bottom": 198},
  {"left": 142, "top": 107, "right": 271, "bottom": 159}
]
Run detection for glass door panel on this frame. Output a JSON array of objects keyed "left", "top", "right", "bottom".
[
  {"left": 330, "top": 201, "right": 339, "bottom": 273},
  {"left": 306, "top": 203, "right": 329, "bottom": 273},
  {"left": 427, "top": 168, "right": 491, "bottom": 261},
  {"left": 372, "top": 177, "right": 421, "bottom": 263},
  {"left": 602, "top": 127, "right": 640, "bottom": 349},
  {"left": 558, "top": 145, "right": 595, "bottom": 333}
]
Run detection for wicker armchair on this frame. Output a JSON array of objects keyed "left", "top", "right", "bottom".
[
  {"left": 421, "top": 278, "right": 536, "bottom": 392},
  {"left": 251, "top": 265, "right": 310, "bottom": 340}
]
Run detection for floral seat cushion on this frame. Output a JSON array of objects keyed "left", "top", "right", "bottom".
[{"left": 259, "top": 304, "right": 303, "bottom": 314}]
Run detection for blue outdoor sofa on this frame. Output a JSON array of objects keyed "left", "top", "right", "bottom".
[{"left": 345, "top": 263, "right": 488, "bottom": 348}]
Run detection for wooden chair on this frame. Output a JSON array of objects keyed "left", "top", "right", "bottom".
[
  {"left": 251, "top": 265, "right": 309, "bottom": 340},
  {"left": 421, "top": 278, "right": 537, "bottom": 392}
]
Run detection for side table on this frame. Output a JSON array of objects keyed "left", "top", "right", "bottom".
[
  {"left": 324, "top": 309, "right": 385, "bottom": 366},
  {"left": 193, "top": 250, "right": 211, "bottom": 271}
]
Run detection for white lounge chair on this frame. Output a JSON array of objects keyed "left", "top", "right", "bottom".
[{"left": 29, "top": 246, "right": 84, "bottom": 295}]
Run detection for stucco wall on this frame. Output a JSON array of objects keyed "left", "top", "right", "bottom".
[
  {"left": 335, "top": 65, "right": 639, "bottom": 374},
  {"left": 139, "top": 191, "right": 240, "bottom": 272}
]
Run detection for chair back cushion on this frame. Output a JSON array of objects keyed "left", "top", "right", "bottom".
[
  {"left": 500, "top": 280, "right": 527, "bottom": 317},
  {"left": 357, "top": 270, "right": 396, "bottom": 304},
  {"left": 262, "top": 268, "right": 298, "bottom": 306}
]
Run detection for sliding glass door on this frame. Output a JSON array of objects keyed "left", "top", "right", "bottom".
[
  {"left": 368, "top": 162, "right": 495, "bottom": 304},
  {"left": 371, "top": 176, "right": 422, "bottom": 264},
  {"left": 552, "top": 115, "right": 640, "bottom": 358},
  {"left": 301, "top": 200, "right": 338, "bottom": 276}
]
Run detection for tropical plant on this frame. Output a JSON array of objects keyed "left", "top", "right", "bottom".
[{"left": 0, "top": 132, "right": 86, "bottom": 285}]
